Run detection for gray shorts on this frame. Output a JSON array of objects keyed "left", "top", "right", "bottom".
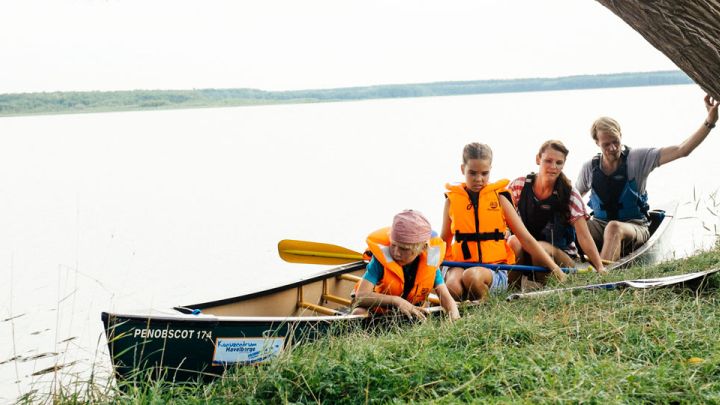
[{"left": 586, "top": 217, "right": 650, "bottom": 252}]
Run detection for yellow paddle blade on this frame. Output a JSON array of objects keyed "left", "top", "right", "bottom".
[
  {"left": 278, "top": 240, "right": 364, "bottom": 265},
  {"left": 583, "top": 255, "right": 615, "bottom": 265}
]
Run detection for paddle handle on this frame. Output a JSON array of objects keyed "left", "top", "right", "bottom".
[{"left": 506, "top": 281, "right": 625, "bottom": 301}]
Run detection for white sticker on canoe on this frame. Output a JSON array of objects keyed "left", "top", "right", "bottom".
[{"left": 212, "top": 337, "right": 285, "bottom": 365}]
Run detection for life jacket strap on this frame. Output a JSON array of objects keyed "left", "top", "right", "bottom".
[{"left": 454, "top": 229, "right": 504, "bottom": 260}]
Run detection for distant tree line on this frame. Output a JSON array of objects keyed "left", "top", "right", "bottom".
[{"left": 0, "top": 70, "right": 692, "bottom": 116}]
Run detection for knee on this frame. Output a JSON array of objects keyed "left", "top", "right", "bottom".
[
  {"left": 462, "top": 267, "right": 491, "bottom": 287},
  {"left": 462, "top": 267, "right": 491, "bottom": 300},
  {"left": 446, "top": 278, "right": 463, "bottom": 295},
  {"left": 351, "top": 306, "right": 369, "bottom": 316},
  {"left": 508, "top": 235, "right": 522, "bottom": 257},
  {"left": 461, "top": 267, "right": 479, "bottom": 286},
  {"left": 537, "top": 241, "right": 555, "bottom": 256},
  {"left": 603, "top": 221, "right": 623, "bottom": 239},
  {"left": 445, "top": 268, "right": 462, "bottom": 286},
  {"left": 444, "top": 268, "right": 464, "bottom": 299}
]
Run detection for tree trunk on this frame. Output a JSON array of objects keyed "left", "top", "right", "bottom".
[{"left": 596, "top": 0, "right": 720, "bottom": 99}]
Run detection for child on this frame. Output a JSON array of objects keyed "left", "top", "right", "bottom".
[
  {"left": 352, "top": 210, "right": 460, "bottom": 321},
  {"left": 508, "top": 140, "right": 606, "bottom": 286},
  {"left": 442, "top": 142, "right": 565, "bottom": 301}
]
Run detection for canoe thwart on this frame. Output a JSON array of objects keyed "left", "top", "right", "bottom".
[
  {"left": 299, "top": 301, "right": 342, "bottom": 316},
  {"left": 427, "top": 295, "right": 441, "bottom": 305},
  {"left": 322, "top": 293, "right": 352, "bottom": 306},
  {"left": 339, "top": 273, "right": 362, "bottom": 283}
]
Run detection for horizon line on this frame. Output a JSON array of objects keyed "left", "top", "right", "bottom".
[{"left": 0, "top": 69, "right": 688, "bottom": 97}]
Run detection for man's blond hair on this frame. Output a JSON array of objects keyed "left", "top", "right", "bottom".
[{"left": 590, "top": 117, "right": 622, "bottom": 141}]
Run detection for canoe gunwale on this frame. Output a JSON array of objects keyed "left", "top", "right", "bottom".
[
  {"left": 178, "top": 260, "right": 367, "bottom": 311},
  {"left": 101, "top": 310, "right": 367, "bottom": 324}
]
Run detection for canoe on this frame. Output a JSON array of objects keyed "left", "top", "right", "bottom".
[
  {"left": 101, "top": 204, "right": 676, "bottom": 382},
  {"left": 102, "top": 260, "right": 374, "bottom": 382}
]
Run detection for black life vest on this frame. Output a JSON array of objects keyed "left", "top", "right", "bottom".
[{"left": 517, "top": 173, "right": 575, "bottom": 250}]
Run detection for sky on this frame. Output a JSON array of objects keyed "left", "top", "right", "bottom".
[{"left": 0, "top": 0, "right": 678, "bottom": 94}]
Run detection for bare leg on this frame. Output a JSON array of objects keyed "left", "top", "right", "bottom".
[
  {"left": 508, "top": 235, "right": 523, "bottom": 259},
  {"left": 527, "top": 241, "right": 575, "bottom": 285},
  {"left": 539, "top": 241, "right": 576, "bottom": 267},
  {"left": 461, "top": 267, "right": 494, "bottom": 301},
  {"left": 601, "top": 220, "right": 637, "bottom": 261},
  {"left": 532, "top": 242, "right": 575, "bottom": 284},
  {"left": 444, "top": 267, "right": 465, "bottom": 301},
  {"left": 507, "top": 270, "right": 523, "bottom": 290},
  {"left": 507, "top": 236, "right": 526, "bottom": 290}
]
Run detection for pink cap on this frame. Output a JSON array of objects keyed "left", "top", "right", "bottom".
[{"left": 390, "top": 210, "right": 432, "bottom": 244}]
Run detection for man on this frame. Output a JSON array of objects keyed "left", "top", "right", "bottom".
[{"left": 576, "top": 94, "right": 718, "bottom": 261}]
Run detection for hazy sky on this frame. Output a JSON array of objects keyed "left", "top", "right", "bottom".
[{"left": 1, "top": 0, "right": 678, "bottom": 94}]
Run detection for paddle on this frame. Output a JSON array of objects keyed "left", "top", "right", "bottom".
[
  {"left": 506, "top": 268, "right": 720, "bottom": 301},
  {"left": 278, "top": 240, "right": 589, "bottom": 274},
  {"left": 583, "top": 255, "right": 615, "bottom": 266},
  {"left": 278, "top": 239, "right": 364, "bottom": 265}
]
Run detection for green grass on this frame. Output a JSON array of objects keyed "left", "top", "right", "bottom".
[{"left": 45, "top": 245, "right": 720, "bottom": 404}]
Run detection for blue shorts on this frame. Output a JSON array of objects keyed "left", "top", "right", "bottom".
[{"left": 490, "top": 269, "right": 508, "bottom": 292}]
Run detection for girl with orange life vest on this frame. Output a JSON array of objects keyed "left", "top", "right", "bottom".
[
  {"left": 352, "top": 210, "right": 460, "bottom": 321},
  {"left": 442, "top": 142, "right": 566, "bottom": 301},
  {"left": 507, "top": 140, "right": 606, "bottom": 287}
]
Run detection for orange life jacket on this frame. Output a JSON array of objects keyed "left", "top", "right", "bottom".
[
  {"left": 359, "top": 227, "right": 446, "bottom": 306},
  {"left": 445, "top": 180, "right": 516, "bottom": 264}
]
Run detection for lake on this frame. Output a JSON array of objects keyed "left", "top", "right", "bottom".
[{"left": 0, "top": 84, "right": 718, "bottom": 402}]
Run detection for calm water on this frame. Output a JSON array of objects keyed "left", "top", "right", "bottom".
[{"left": 0, "top": 84, "right": 718, "bottom": 401}]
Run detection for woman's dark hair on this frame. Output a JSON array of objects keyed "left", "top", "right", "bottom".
[{"left": 538, "top": 140, "right": 572, "bottom": 220}]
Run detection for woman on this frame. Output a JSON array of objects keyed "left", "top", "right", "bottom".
[{"left": 508, "top": 140, "right": 606, "bottom": 286}]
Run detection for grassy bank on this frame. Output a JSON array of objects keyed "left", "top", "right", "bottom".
[{"left": 47, "top": 245, "right": 720, "bottom": 404}]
